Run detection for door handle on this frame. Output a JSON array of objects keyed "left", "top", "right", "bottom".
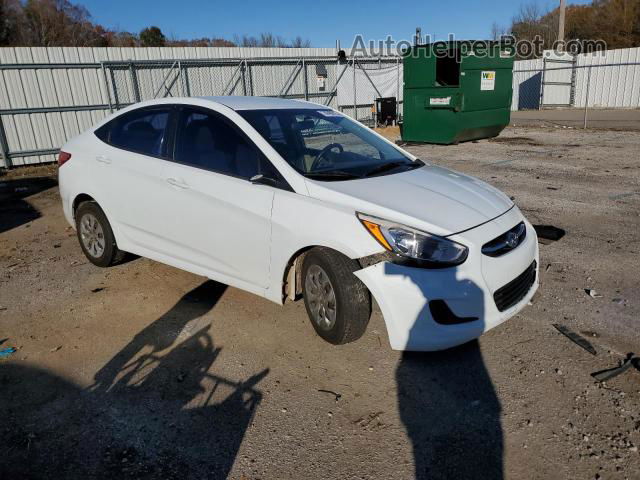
[
  {"left": 95, "top": 155, "right": 111, "bottom": 164},
  {"left": 166, "top": 177, "right": 189, "bottom": 189}
]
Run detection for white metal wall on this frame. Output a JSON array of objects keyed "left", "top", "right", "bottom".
[
  {"left": 574, "top": 47, "right": 640, "bottom": 108},
  {"left": 0, "top": 46, "right": 339, "bottom": 63},
  {"left": 2, "top": 46, "right": 640, "bottom": 167},
  {"left": 512, "top": 47, "right": 640, "bottom": 111},
  {"left": 0, "top": 47, "right": 398, "bottom": 167},
  {"left": 0, "top": 47, "right": 338, "bottom": 166}
]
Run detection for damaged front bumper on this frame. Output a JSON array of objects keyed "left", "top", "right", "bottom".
[{"left": 354, "top": 208, "right": 540, "bottom": 351}]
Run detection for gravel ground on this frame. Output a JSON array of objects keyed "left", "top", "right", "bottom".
[
  {"left": 511, "top": 109, "right": 640, "bottom": 131},
  {"left": 1, "top": 126, "right": 639, "bottom": 479}
]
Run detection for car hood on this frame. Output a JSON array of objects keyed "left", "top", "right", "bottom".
[{"left": 304, "top": 164, "right": 514, "bottom": 236}]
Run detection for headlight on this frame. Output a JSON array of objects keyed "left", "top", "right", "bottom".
[{"left": 357, "top": 213, "right": 468, "bottom": 267}]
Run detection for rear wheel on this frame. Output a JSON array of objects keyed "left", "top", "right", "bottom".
[
  {"left": 302, "top": 248, "right": 371, "bottom": 345},
  {"left": 75, "top": 201, "right": 125, "bottom": 267}
]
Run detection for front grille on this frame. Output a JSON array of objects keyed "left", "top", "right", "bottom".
[
  {"left": 482, "top": 222, "right": 526, "bottom": 257},
  {"left": 493, "top": 261, "right": 537, "bottom": 312}
]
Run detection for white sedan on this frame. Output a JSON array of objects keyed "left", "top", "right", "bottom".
[{"left": 58, "top": 96, "right": 538, "bottom": 351}]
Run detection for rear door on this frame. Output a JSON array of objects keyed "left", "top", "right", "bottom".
[
  {"left": 92, "top": 105, "right": 175, "bottom": 251},
  {"left": 157, "top": 106, "right": 285, "bottom": 289}
]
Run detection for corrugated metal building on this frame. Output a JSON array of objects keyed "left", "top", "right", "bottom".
[
  {"left": 1, "top": 46, "right": 639, "bottom": 168},
  {"left": 574, "top": 47, "right": 640, "bottom": 108},
  {"left": 0, "top": 46, "right": 402, "bottom": 167}
]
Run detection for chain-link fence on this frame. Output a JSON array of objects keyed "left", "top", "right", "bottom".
[
  {"left": 102, "top": 57, "right": 403, "bottom": 121},
  {"left": 512, "top": 59, "right": 640, "bottom": 128},
  {"left": 2, "top": 50, "right": 639, "bottom": 168},
  {"left": 0, "top": 55, "right": 403, "bottom": 168}
]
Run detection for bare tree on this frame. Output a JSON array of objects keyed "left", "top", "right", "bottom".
[
  {"left": 490, "top": 22, "right": 507, "bottom": 41},
  {"left": 509, "top": 1, "right": 559, "bottom": 55},
  {"left": 108, "top": 31, "right": 138, "bottom": 47},
  {"left": 258, "top": 32, "right": 288, "bottom": 47},
  {"left": 167, "top": 36, "right": 236, "bottom": 47},
  {"left": 0, "top": 0, "right": 26, "bottom": 46},
  {"left": 290, "top": 35, "right": 311, "bottom": 48},
  {"left": 19, "top": 0, "right": 105, "bottom": 46},
  {"left": 232, "top": 32, "right": 309, "bottom": 48},
  {"left": 233, "top": 34, "right": 258, "bottom": 47},
  {"left": 1, "top": 0, "right": 314, "bottom": 48}
]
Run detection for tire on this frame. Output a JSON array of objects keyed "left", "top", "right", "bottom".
[
  {"left": 302, "top": 247, "right": 371, "bottom": 345},
  {"left": 75, "top": 201, "right": 125, "bottom": 267}
]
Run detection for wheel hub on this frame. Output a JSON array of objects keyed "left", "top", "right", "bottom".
[
  {"left": 79, "top": 213, "right": 105, "bottom": 258},
  {"left": 305, "top": 264, "right": 337, "bottom": 331}
]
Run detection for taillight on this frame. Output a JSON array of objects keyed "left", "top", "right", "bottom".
[{"left": 58, "top": 151, "right": 72, "bottom": 167}]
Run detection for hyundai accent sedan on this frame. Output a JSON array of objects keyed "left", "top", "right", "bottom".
[{"left": 58, "top": 96, "right": 539, "bottom": 351}]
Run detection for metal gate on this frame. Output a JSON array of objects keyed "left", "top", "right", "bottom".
[
  {"left": 540, "top": 53, "right": 576, "bottom": 108},
  {"left": 0, "top": 55, "right": 402, "bottom": 168}
]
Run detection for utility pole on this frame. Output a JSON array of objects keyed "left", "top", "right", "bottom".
[{"left": 558, "top": 0, "right": 566, "bottom": 50}]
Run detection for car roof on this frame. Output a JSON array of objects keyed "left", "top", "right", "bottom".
[{"left": 197, "top": 96, "right": 323, "bottom": 111}]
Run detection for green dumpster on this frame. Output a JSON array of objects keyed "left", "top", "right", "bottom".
[{"left": 401, "top": 42, "right": 515, "bottom": 144}]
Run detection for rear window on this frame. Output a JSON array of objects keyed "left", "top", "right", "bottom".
[{"left": 96, "top": 107, "right": 171, "bottom": 158}]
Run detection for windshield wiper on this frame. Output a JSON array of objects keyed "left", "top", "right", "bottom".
[
  {"left": 304, "top": 170, "right": 361, "bottom": 180},
  {"left": 363, "top": 160, "right": 424, "bottom": 178},
  {"left": 363, "top": 161, "right": 406, "bottom": 177}
]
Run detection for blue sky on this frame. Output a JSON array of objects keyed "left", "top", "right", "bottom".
[{"left": 81, "top": 0, "right": 593, "bottom": 47}]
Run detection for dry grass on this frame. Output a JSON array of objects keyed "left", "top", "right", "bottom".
[
  {"left": 373, "top": 126, "right": 401, "bottom": 142},
  {"left": 0, "top": 163, "right": 58, "bottom": 179}
]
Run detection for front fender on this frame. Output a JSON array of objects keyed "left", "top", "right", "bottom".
[{"left": 265, "top": 190, "right": 384, "bottom": 304}]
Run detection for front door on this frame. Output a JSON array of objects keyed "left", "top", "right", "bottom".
[{"left": 158, "top": 106, "right": 277, "bottom": 289}]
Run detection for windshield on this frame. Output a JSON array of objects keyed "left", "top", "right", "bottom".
[{"left": 239, "top": 108, "right": 422, "bottom": 181}]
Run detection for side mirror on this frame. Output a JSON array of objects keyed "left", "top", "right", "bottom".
[
  {"left": 250, "top": 174, "right": 277, "bottom": 187},
  {"left": 250, "top": 174, "right": 294, "bottom": 192}
]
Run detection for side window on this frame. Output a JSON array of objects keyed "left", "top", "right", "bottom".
[
  {"left": 174, "top": 108, "right": 270, "bottom": 180},
  {"left": 101, "top": 108, "right": 171, "bottom": 157}
]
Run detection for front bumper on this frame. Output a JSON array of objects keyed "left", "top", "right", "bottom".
[{"left": 354, "top": 208, "right": 539, "bottom": 351}]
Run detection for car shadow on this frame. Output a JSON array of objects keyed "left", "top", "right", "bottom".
[
  {"left": 384, "top": 263, "right": 503, "bottom": 479},
  {"left": 0, "top": 280, "right": 269, "bottom": 479},
  {"left": 533, "top": 224, "right": 566, "bottom": 244},
  {"left": 0, "top": 177, "right": 57, "bottom": 234}
]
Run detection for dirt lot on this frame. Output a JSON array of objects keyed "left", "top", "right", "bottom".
[
  {"left": 511, "top": 109, "right": 640, "bottom": 131},
  {"left": 1, "top": 126, "right": 639, "bottom": 479}
]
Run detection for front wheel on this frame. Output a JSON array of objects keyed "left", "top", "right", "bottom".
[{"left": 302, "top": 248, "right": 371, "bottom": 345}]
